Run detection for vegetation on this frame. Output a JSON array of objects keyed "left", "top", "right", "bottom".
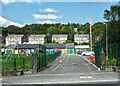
[
  {"left": 52, "top": 40, "right": 56, "bottom": 44},
  {"left": 44, "top": 39, "right": 47, "bottom": 43},
  {"left": 2, "top": 54, "right": 32, "bottom": 71}
]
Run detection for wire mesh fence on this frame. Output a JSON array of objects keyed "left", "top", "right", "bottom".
[{"left": 94, "top": 43, "right": 120, "bottom": 67}]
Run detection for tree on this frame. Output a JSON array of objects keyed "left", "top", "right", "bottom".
[
  {"left": 103, "top": 4, "right": 120, "bottom": 45},
  {"left": 52, "top": 40, "right": 56, "bottom": 44},
  {"left": 44, "top": 39, "right": 47, "bottom": 43}
]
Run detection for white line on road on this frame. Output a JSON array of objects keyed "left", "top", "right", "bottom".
[
  {"left": 80, "top": 76, "right": 92, "bottom": 79},
  {"left": 2, "top": 79, "right": 119, "bottom": 85},
  {"left": 27, "top": 72, "right": 117, "bottom": 77},
  {"left": 52, "top": 64, "right": 61, "bottom": 72}
]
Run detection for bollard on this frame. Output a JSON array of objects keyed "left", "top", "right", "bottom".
[
  {"left": 38, "top": 57, "right": 40, "bottom": 70},
  {"left": 100, "top": 48, "right": 106, "bottom": 71}
]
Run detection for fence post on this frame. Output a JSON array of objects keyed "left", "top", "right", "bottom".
[
  {"left": 42, "top": 47, "right": 43, "bottom": 67},
  {"left": 116, "top": 44, "right": 118, "bottom": 66},
  {"left": 38, "top": 56, "right": 40, "bottom": 70},
  {"left": 49, "top": 52, "right": 50, "bottom": 62},
  {"left": 32, "top": 48, "right": 38, "bottom": 74},
  {"left": 39, "top": 45, "right": 41, "bottom": 70},
  {"left": 100, "top": 48, "right": 106, "bottom": 71},
  {"left": 23, "top": 58, "right": 24, "bottom": 69},
  {"left": 44, "top": 47, "right": 46, "bottom": 67},
  {"left": 14, "top": 58, "right": 16, "bottom": 76}
]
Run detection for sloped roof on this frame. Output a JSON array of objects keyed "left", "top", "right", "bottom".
[
  {"left": 52, "top": 34, "right": 68, "bottom": 38},
  {"left": 5, "top": 43, "right": 74, "bottom": 49},
  {"left": 29, "top": 35, "right": 46, "bottom": 37},
  {"left": 66, "top": 43, "right": 74, "bottom": 48},
  {"left": 74, "top": 34, "right": 89, "bottom": 38},
  {"left": 43, "top": 43, "right": 66, "bottom": 49},
  {"left": 6, "top": 34, "right": 24, "bottom": 38}
]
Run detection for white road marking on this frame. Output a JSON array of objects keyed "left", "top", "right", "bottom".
[
  {"left": 52, "top": 64, "right": 61, "bottom": 72},
  {"left": 2, "top": 79, "right": 118, "bottom": 85},
  {"left": 0, "top": 79, "right": 2, "bottom": 80},
  {"left": 27, "top": 72, "right": 117, "bottom": 76},
  {"left": 80, "top": 76, "right": 92, "bottom": 79}
]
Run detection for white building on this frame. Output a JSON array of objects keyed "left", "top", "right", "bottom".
[
  {"left": 74, "top": 34, "right": 89, "bottom": 44},
  {"left": 29, "top": 35, "right": 45, "bottom": 44},
  {"left": 52, "top": 34, "right": 68, "bottom": 43},
  {"left": 74, "top": 28, "right": 77, "bottom": 32},
  {"left": 6, "top": 34, "right": 24, "bottom": 46}
]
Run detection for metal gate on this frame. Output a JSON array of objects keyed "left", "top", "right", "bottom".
[
  {"left": 94, "top": 44, "right": 103, "bottom": 67},
  {"left": 37, "top": 44, "right": 61, "bottom": 72},
  {"left": 37, "top": 44, "right": 46, "bottom": 72}
]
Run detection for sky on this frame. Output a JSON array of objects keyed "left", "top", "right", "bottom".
[{"left": 0, "top": 0, "right": 119, "bottom": 27}]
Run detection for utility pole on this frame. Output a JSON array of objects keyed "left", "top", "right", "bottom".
[
  {"left": 106, "top": 24, "right": 108, "bottom": 60},
  {"left": 90, "top": 16, "right": 92, "bottom": 52}
]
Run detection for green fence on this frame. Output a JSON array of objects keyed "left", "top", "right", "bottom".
[
  {"left": 94, "top": 44, "right": 103, "bottom": 67},
  {"left": 106, "top": 44, "right": 120, "bottom": 66},
  {"left": 37, "top": 44, "right": 61, "bottom": 71},
  {"left": 94, "top": 43, "right": 120, "bottom": 67}
]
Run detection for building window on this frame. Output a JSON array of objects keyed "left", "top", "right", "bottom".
[
  {"left": 9, "top": 38, "right": 12, "bottom": 40},
  {"left": 39, "top": 38, "right": 41, "bottom": 40}
]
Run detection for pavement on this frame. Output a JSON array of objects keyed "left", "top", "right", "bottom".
[{"left": 1, "top": 54, "right": 120, "bottom": 86}]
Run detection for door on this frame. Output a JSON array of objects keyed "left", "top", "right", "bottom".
[{"left": 70, "top": 49, "right": 73, "bottom": 54}]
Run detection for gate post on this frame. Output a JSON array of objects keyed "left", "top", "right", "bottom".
[
  {"left": 32, "top": 48, "right": 38, "bottom": 74},
  {"left": 116, "top": 44, "right": 118, "bottom": 66},
  {"left": 100, "top": 48, "right": 106, "bottom": 71}
]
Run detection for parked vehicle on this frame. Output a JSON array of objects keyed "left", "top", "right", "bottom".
[
  {"left": 81, "top": 51, "right": 94, "bottom": 56},
  {"left": 77, "top": 51, "right": 81, "bottom": 54},
  {"left": 77, "top": 51, "right": 85, "bottom": 55}
]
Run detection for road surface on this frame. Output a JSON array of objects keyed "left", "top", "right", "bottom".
[{"left": 1, "top": 54, "right": 119, "bottom": 86}]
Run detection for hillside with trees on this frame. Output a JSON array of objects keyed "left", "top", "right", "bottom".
[{"left": 1, "top": 4, "right": 120, "bottom": 47}]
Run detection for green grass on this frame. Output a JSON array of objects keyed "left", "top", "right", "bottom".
[
  {"left": 106, "top": 59, "right": 119, "bottom": 66},
  {"left": 105, "top": 58, "right": 120, "bottom": 66},
  {"left": 2, "top": 54, "right": 32, "bottom": 71}
]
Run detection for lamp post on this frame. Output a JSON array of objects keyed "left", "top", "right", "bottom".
[{"left": 105, "top": 23, "right": 108, "bottom": 60}]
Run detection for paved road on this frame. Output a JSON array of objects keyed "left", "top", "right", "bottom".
[{"left": 1, "top": 54, "right": 119, "bottom": 85}]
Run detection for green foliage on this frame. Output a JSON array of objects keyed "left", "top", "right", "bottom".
[
  {"left": 73, "top": 41, "right": 78, "bottom": 45},
  {"left": 81, "top": 42, "right": 89, "bottom": 45},
  {"left": 52, "top": 40, "right": 56, "bottom": 44},
  {"left": 44, "top": 39, "right": 47, "bottom": 43},
  {"left": 103, "top": 4, "right": 120, "bottom": 46},
  {"left": 65, "top": 40, "right": 73, "bottom": 43},
  {"left": 1, "top": 45, "right": 7, "bottom": 48}
]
